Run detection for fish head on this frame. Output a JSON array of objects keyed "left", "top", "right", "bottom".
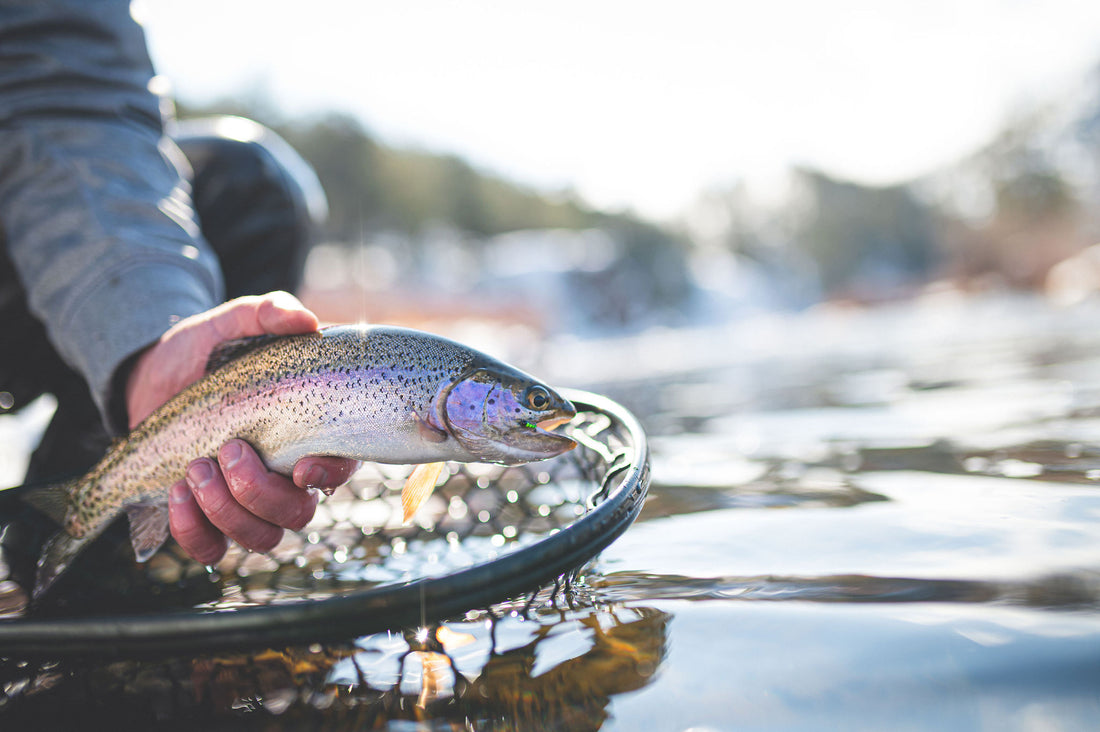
[{"left": 438, "top": 363, "right": 577, "bottom": 465}]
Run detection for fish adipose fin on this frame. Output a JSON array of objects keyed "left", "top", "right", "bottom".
[
  {"left": 402, "top": 462, "right": 445, "bottom": 523},
  {"left": 124, "top": 501, "right": 172, "bottom": 562}
]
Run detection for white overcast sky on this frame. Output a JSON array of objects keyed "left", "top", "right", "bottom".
[{"left": 138, "top": 0, "right": 1100, "bottom": 219}]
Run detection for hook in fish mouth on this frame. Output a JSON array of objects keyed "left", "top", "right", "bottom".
[
  {"left": 525, "top": 411, "right": 576, "bottom": 443},
  {"left": 517, "top": 403, "right": 578, "bottom": 456}
]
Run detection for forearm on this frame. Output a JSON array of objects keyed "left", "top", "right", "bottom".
[{"left": 0, "top": 0, "right": 223, "bottom": 430}]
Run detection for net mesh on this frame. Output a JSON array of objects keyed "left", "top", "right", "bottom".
[
  {"left": 0, "top": 391, "right": 647, "bottom": 646},
  {"left": 0, "top": 392, "right": 652, "bottom": 725}
]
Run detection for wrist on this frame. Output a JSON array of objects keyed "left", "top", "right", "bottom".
[{"left": 120, "top": 342, "right": 159, "bottom": 431}]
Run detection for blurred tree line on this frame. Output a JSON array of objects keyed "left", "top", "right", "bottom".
[
  {"left": 686, "top": 68, "right": 1100, "bottom": 305},
  {"left": 183, "top": 63, "right": 1100, "bottom": 321},
  {"left": 178, "top": 100, "right": 696, "bottom": 331}
]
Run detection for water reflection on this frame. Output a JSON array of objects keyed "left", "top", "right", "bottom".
[
  {"left": 594, "top": 570, "right": 1100, "bottom": 609},
  {"left": 0, "top": 604, "right": 669, "bottom": 729}
]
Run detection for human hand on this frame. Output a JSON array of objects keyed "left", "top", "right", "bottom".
[{"left": 125, "top": 291, "right": 360, "bottom": 564}]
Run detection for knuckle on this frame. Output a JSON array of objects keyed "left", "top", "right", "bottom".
[
  {"left": 240, "top": 526, "right": 284, "bottom": 554},
  {"left": 170, "top": 522, "right": 227, "bottom": 565},
  {"left": 285, "top": 497, "right": 318, "bottom": 531}
]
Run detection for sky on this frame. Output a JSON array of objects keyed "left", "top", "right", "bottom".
[{"left": 137, "top": 0, "right": 1100, "bottom": 219}]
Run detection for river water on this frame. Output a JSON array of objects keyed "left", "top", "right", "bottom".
[
  {"left": 550, "top": 293, "right": 1100, "bottom": 731},
  {"left": 3, "top": 292, "right": 1100, "bottom": 730}
]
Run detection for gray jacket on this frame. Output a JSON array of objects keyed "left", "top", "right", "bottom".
[{"left": 0, "top": 0, "right": 224, "bottom": 430}]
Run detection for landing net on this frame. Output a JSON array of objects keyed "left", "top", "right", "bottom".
[{"left": 0, "top": 390, "right": 648, "bottom": 657}]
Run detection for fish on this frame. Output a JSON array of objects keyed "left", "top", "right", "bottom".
[{"left": 23, "top": 324, "right": 577, "bottom": 598}]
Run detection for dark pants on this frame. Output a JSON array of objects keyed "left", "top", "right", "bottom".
[{"left": 0, "top": 118, "right": 323, "bottom": 484}]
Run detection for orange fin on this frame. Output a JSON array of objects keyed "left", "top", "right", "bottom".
[{"left": 402, "top": 462, "right": 445, "bottom": 523}]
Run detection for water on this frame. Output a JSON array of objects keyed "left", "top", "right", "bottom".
[{"left": 3, "top": 293, "right": 1100, "bottom": 729}]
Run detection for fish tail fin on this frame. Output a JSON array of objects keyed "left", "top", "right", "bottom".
[
  {"left": 402, "top": 461, "right": 446, "bottom": 523},
  {"left": 33, "top": 528, "right": 94, "bottom": 599}
]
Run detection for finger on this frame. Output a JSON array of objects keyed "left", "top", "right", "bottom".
[
  {"left": 293, "top": 456, "right": 361, "bottom": 491},
  {"left": 168, "top": 479, "right": 229, "bottom": 565},
  {"left": 187, "top": 456, "right": 285, "bottom": 553},
  {"left": 219, "top": 440, "right": 318, "bottom": 531},
  {"left": 209, "top": 292, "right": 319, "bottom": 345},
  {"left": 256, "top": 291, "right": 320, "bottom": 334}
]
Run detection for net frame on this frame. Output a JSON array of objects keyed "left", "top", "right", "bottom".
[{"left": 0, "top": 389, "right": 648, "bottom": 657}]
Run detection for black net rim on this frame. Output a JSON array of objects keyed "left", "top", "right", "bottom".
[{"left": 0, "top": 389, "right": 649, "bottom": 658}]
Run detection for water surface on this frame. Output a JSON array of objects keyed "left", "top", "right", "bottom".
[{"left": 3, "top": 294, "right": 1100, "bottom": 730}]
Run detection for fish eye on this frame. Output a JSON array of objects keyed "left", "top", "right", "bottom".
[{"left": 524, "top": 385, "right": 552, "bottom": 411}]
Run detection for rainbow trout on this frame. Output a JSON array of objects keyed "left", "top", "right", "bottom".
[{"left": 26, "top": 325, "right": 576, "bottom": 598}]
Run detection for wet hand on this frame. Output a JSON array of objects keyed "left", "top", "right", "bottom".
[
  {"left": 125, "top": 292, "right": 360, "bottom": 564},
  {"left": 169, "top": 442, "right": 357, "bottom": 564}
]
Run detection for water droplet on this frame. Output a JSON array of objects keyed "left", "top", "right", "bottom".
[
  {"left": 0, "top": 392, "right": 13, "bottom": 410},
  {"left": 318, "top": 485, "right": 337, "bottom": 497}
]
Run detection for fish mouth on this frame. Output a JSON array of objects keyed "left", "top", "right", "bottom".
[
  {"left": 537, "top": 414, "right": 574, "bottom": 433},
  {"left": 487, "top": 402, "right": 577, "bottom": 464},
  {"left": 522, "top": 404, "right": 578, "bottom": 454},
  {"left": 530, "top": 412, "right": 577, "bottom": 451},
  {"left": 451, "top": 411, "right": 576, "bottom": 465}
]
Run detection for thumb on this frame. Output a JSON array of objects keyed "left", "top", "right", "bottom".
[
  {"left": 208, "top": 291, "right": 321, "bottom": 343},
  {"left": 126, "top": 292, "right": 323, "bottom": 429}
]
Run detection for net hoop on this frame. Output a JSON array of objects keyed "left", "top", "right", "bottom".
[{"left": 0, "top": 389, "right": 648, "bottom": 657}]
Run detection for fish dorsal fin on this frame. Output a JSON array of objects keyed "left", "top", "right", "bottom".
[
  {"left": 124, "top": 501, "right": 171, "bottom": 562},
  {"left": 205, "top": 334, "right": 284, "bottom": 374},
  {"left": 402, "top": 462, "right": 446, "bottom": 523}
]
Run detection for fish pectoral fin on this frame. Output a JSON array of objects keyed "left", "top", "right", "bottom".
[
  {"left": 402, "top": 462, "right": 446, "bottom": 523},
  {"left": 124, "top": 501, "right": 171, "bottom": 562},
  {"left": 412, "top": 410, "right": 449, "bottom": 444}
]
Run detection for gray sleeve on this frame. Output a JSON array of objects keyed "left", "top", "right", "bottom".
[{"left": 0, "top": 0, "right": 225, "bottom": 431}]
